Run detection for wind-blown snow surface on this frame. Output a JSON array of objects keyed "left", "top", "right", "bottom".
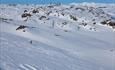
[{"left": 0, "top": 3, "right": 115, "bottom": 70}]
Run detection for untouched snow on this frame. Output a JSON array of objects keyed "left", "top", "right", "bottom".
[{"left": 0, "top": 3, "right": 115, "bottom": 70}]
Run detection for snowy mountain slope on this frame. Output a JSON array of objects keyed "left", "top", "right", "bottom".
[{"left": 0, "top": 3, "right": 115, "bottom": 70}]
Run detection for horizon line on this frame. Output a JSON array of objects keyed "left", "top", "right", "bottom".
[{"left": 0, "top": 2, "right": 115, "bottom": 4}]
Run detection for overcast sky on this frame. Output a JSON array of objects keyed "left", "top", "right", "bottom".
[{"left": 0, "top": 0, "right": 115, "bottom": 4}]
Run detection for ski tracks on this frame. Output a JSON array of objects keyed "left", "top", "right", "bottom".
[{"left": 19, "top": 64, "right": 38, "bottom": 70}]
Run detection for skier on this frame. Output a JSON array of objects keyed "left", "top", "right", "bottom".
[{"left": 30, "top": 40, "right": 32, "bottom": 44}]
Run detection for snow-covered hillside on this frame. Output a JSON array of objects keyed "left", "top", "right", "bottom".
[{"left": 0, "top": 3, "right": 115, "bottom": 70}]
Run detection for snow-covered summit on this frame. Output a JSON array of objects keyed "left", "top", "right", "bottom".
[{"left": 0, "top": 3, "right": 115, "bottom": 31}]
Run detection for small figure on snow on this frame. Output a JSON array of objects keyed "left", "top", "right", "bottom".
[{"left": 30, "top": 40, "right": 33, "bottom": 44}]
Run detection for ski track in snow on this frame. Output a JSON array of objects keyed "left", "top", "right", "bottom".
[{"left": 19, "top": 64, "right": 38, "bottom": 70}]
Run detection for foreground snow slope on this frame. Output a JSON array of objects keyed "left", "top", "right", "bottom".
[{"left": 0, "top": 3, "right": 115, "bottom": 70}]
